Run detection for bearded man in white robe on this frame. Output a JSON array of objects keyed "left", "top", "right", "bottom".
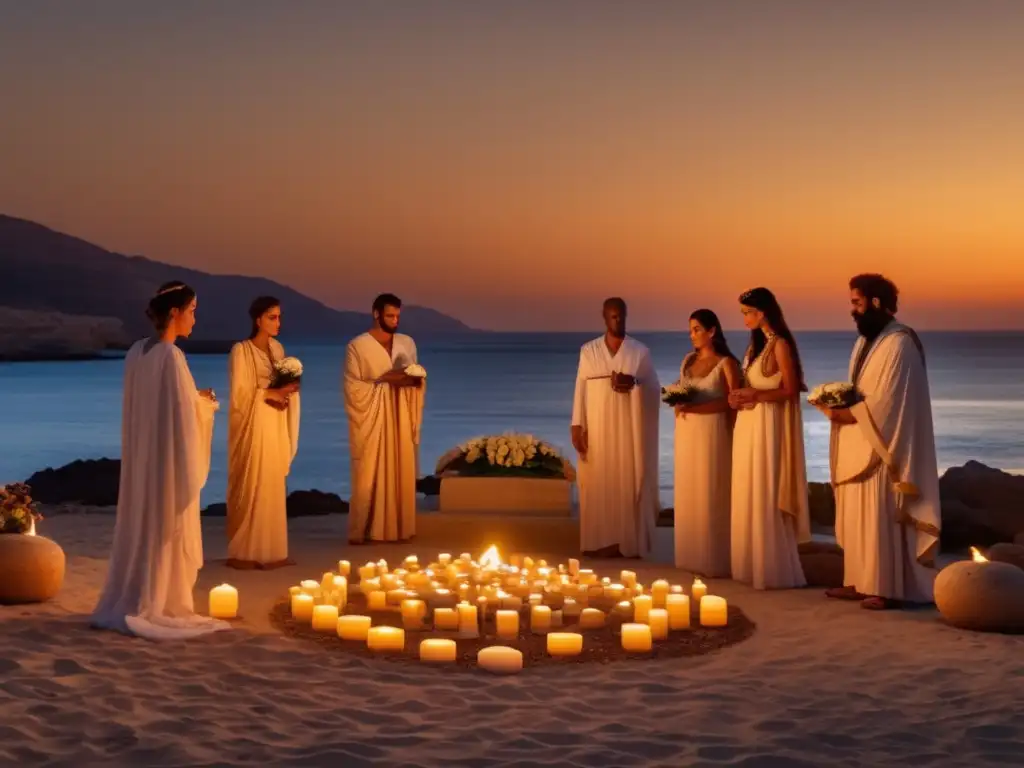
[
  {"left": 343, "top": 293, "right": 425, "bottom": 544},
  {"left": 571, "top": 297, "right": 660, "bottom": 558},
  {"left": 817, "top": 274, "right": 940, "bottom": 610}
]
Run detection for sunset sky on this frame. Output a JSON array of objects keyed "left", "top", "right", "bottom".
[{"left": 3, "top": 1, "right": 1024, "bottom": 330}]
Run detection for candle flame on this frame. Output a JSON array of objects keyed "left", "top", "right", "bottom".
[
  {"left": 970, "top": 546, "right": 988, "bottom": 563},
  {"left": 27, "top": 519, "right": 36, "bottom": 536},
  {"left": 478, "top": 545, "right": 502, "bottom": 569}
]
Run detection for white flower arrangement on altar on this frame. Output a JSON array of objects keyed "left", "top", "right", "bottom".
[
  {"left": 435, "top": 433, "right": 574, "bottom": 480},
  {"left": 807, "top": 381, "right": 862, "bottom": 409},
  {"left": 404, "top": 363, "right": 427, "bottom": 378}
]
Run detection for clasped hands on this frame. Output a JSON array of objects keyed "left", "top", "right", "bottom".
[
  {"left": 610, "top": 372, "right": 636, "bottom": 394},
  {"left": 265, "top": 381, "right": 300, "bottom": 410},
  {"left": 727, "top": 388, "right": 759, "bottom": 410}
]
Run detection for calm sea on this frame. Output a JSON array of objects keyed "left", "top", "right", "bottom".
[{"left": 2, "top": 331, "right": 1023, "bottom": 506}]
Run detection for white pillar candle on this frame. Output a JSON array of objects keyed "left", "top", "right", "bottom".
[
  {"left": 547, "top": 632, "right": 583, "bottom": 657},
  {"left": 577, "top": 569, "right": 597, "bottom": 585},
  {"left": 648, "top": 608, "right": 669, "bottom": 640},
  {"left": 288, "top": 585, "right": 301, "bottom": 597},
  {"left": 621, "top": 623, "right": 653, "bottom": 652},
  {"left": 651, "top": 579, "right": 670, "bottom": 608},
  {"left": 208, "top": 584, "right": 238, "bottom": 619},
  {"left": 579, "top": 608, "right": 605, "bottom": 630},
  {"left": 666, "top": 594, "right": 691, "bottom": 629},
  {"left": 691, "top": 578, "right": 708, "bottom": 601},
  {"left": 367, "top": 591, "right": 387, "bottom": 611},
  {"left": 477, "top": 646, "right": 523, "bottom": 674},
  {"left": 457, "top": 602, "right": 479, "bottom": 636},
  {"left": 633, "top": 595, "right": 653, "bottom": 624},
  {"left": 291, "top": 593, "right": 314, "bottom": 622},
  {"left": 380, "top": 574, "right": 400, "bottom": 591},
  {"left": 433, "top": 607, "right": 460, "bottom": 631},
  {"left": 700, "top": 595, "right": 728, "bottom": 627},
  {"left": 562, "top": 598, "right": 581, "bottom": 618},
  {"left": 312, "top": 604, "right": 339, "bottom": 632},
  {"left": 367, "top": 626, "right": 405, "bottom": 652},
  {"left": 419, "top": 638, "right": 457, "bottom": 663},
  {"left": 361, "top": 577, "right": 381, "bottom": 595},
  {"left": 376, "top": 559, "right": 389, "bottom": 574},
  {"left": 300, "top": 579, "right": 320, "bottom": 596},
  {"left": 620, "top": 570, "right": 637, "bottom": 588},
  {"left": 401, "top": 599, "right": 427, "bottom": 629},
  {"left": 438, "top": 553, "right": 452, "bottom": 567},
  {"left": 495, "top": 609, "right": 519, "bottom": 638},
  {"left": 670, "top": 584, "right": 683, "bottom": 594},
  {"left": 338, "top": 560, "right": 351, "bottom": 577},
  {"left": 531, "top": 605, "right": 552, "bottom": 634},
  {"left": 386, "top": 589, "right": 409, "bottom": 606},
  {"left": 604, "top": 583, "right": 626, "bottom": 601},
  {"left": 320, "top": 571, "right": 335, "bottom": 592},
  {"left": 358, "top": 563, "right": 376, "bottom": 583},
  {"left": 337, "top": 614, "right": 371, "bottom": 640},
  {"left": 613, "top": 601, "right": 634, "bottom": 622}
]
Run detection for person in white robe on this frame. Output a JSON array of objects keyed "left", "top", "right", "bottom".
[
  {"left": 571, "top": 297, "right": 660, "bottom": 558},
  {"left": 728, "top": 287, "right": 811, "bottom": 590},
  {"left": 673, "top": 309, "right": 742, "bottom": 577},
  {"left": 92, "top": 281, "right": 231, "bottom": 640},
  {"left": 226, "top": 296, "right": 301, "bottom": 569},
  {"left": 343, "top": 293, "right": 425, "bottom": 544},
  {"left": 819, "top": 274, "right": 940, "bottom": 609}
]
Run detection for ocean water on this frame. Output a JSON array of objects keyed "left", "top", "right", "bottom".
[{"left": 2, "top": 331, "right": 1023, "bottom": 506}]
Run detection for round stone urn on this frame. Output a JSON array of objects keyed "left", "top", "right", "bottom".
[
  {"left": 934, "top": 559, "right": 1024, "bottom": 634},
  {"left": 0, "top": 533, "right": 66, "bottom": 604}
]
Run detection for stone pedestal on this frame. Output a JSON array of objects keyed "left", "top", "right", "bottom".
[
  {"left": 439, "top": 476, "right": 573, "bottom": 516},
  {"left": 0, "top": 533, "right": 66, "bottom": 604}
]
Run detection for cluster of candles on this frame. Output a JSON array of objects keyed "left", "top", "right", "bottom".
[{"left": 273, "top": 546, "right": 729, "bottom": 674}]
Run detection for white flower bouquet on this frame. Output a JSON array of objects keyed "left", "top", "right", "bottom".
[
  {"left": 435, "top": 433, "right": 571, "bottom": 479},
  {"left": 270, "top": 356, "right": 303, "bottom": 389},
  {"left": 404, "top": 363, "right": 427, "bottom": 378},
  {"left": 661, "top": 380, "right": 698, "bottom": 407},
  {"left": 807, "top": 381, "right": 862, "bottom": 409}
]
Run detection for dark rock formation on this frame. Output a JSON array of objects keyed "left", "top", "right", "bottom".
[
  {"left": 417, "top": 474, "right": 442, "bottom": 496},
  {"left": 798, "top": 540, "right": 844, "bottom": 588},
  {"left": 986, "top": 543, "right": 1024, "bottom": 572},
  {"left": 202, "top": 489, "right": 349, "bottom": 517},
  {"left": 25, "top": 458, "right": 120, "bottom": 506},
  {"left": 939, "top": 461, "right": 1024, "bottom": 551}
]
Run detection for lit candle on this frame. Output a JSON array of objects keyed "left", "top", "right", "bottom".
[
  {"left": 620, "top": 570, "right": 637, "bottom": 588},
  {"left": 433, "top": 607, "right": 460, "bottom": 631},
  {"left": 579, "top": 608, "right": 606, "bottom": 630},
  {"left": 531, "top": 605, "right": 552, "bottom": 634},
  {"left": 368, "top": 590, "right": 388, "bottom": 611},
  {"left": 700, "top": 595, "right": 728, "bottom": 627},
  {"left": 312, "top": 604, "right": 339, "bottom": 632},
  {"left": 208, "top": 584, "right": 238, "bottom": 619},
  {"left": 419, "top": 638, "right": 457, "bottom": 663},
  {"left": 633, "top": 595, "right": 653, "bottom": 624},
  {"left": 291, "top": 593, "right": 314, "bottom": 622},
  {"left": 648, "top": 608, "right": 669, "bottom": 640},
  {"left": 501, "top": 594, "right": 523, "bottom": 611},
  {"left": 457, "top": 602, "right": 479, "bottom": 636},
  {"left": 691, "top": 578, "right": 707, "bottom": 601},
  {"left": 376, "top": 559, "right": 389, "bottom": 574},
  {"left": 337, "top": 614, "right": 371, "bottom": 640},
  {"left": 562, "top": 598, "right": 581, "bottom": 618},
  {"left": 358, "top": 563, "right": 376, "bottom": 584},
  {"left": 367, "top": 626, "right": 405, "bottom": 652},
  {"left": 477, "top": 646, "right": 523, "bottom": 674},
  {"left": 670, "top": 584, "right": 683, "bottom": 594},
  {"left": 401, "top": 599, "right": 427, "bottom": 630},
  {"left": 320, "top": 571, "right": 335, "bottom": 592},
  {"left": 568, "top": 558, "right": 580, "bottom": 576},
  {"left": 604, "top": 583, "right": 625, "bottom": 601},
  {"left": 288, "top": 585, "right": 301, "bottom": 597},
  {"left": 547, "top": 632, "right": 583, "bottom": 657},
  {"left": 577, "top": 569, "right": 597, "bottom": 585},
  {"left": 338, "top": 560, "right": 351, "bottom": 577},
  {"left": 300, "top": 579, "right": 320, "bottom": 596},
  {"left": 495, "top": 609, "right": 519, "bottom": 638},
  {"left": 386, "top": 588, "right": 408, "bottom": 606},
  {"left": 666, "top": 594, "right": 691, "bottom": 629},
  {"left": 621, "top": 623, "right": 653, "bottom": 652},
  {"left": 438, "top": 553, "right": 452, "bottom": 567},
  {"left": 651, "top": 579, "right": 670, "bottom": 608}
]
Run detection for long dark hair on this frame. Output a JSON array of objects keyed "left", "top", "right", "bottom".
[
  {"left": 146, "top": 281, "right": 196, "bottom": 331},
  {"left": 689, "top": 308, "right": 737, "bottom": 361},
  {"left": 738, "top": 287, "right": 806, "bottom": 391},
  {"left": 248, "top": 296, "right": 280, "bottom": 339}
]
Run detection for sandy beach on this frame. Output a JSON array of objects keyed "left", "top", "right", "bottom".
[{"left": 3, "top": 511, "right": 1022, "bottom": 768}]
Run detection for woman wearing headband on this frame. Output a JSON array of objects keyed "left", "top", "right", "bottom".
[
  {"left": 92, "top": 281, "right": 230, "bottom": 639},
  {"left": 225, "top": 296, "right": 301, "bottom": 569},
  {"left": 728, "top": 287, "right": 812, "bottom": 589}
]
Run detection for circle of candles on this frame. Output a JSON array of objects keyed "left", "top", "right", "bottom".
[
  {"left": 401, "top": 599, "right": 427, "bottom": 629},
  {"left": 312, "top": 604, "right": 339, "bottom": 632},
  {"left": 434, "top": 607, "right": 460, "bottom": 631},
  {"left": 495, "top": 609, "right": 519, "bottom": 638},
  {"left": 337, "top": 614, "right": 371, "bottom": 641},
  {"left": 691, "top": 578, "right": 708, "bottom": 601},
  {"left": 367, "top": 626, "right": 405, "bottom": 652},
  {"left": 648, "top": 608, "right": 669, "bottom": 640},
  {"left": 700, "top": 595, "right": 728, "bottom": 627},
  {"left": 367, "top": 591, "right": 387, "bottom": 611},
  {"left": 633, "top": 595, "right": 653, "bottom": 624},
  {"left": 547, "top": 632, "right": 583, "bottom": 657},
  {"left": 419, "top": 638, "right": 457, "bottom": 663},
  {"left": 621, "top": 623, "right": 653, "bottom": 653},
  {"left": 291, "top": 593, "right": 314, "bottom": 622},
  {"left": 208, "top": 584, "right": 238, "bottom": 619},
  {"left": 531, "top": 605, "right": 552, "bottom": 634},
  {"left": 666, "top": 594, "right": 691, "bottom": 629},
  {"left": 579, "top": 608, "right": 606, "bottom": 630},
  {"left": 477, "top": 646, "right": 523, "bottom": 674}
]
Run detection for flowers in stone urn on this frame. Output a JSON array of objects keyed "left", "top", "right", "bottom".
[
  {"left": 435, "top": 433, "right": 574, "bottom": 480},
  {"left": 0, "top": 483, "right": 43, "bottom": 535}
]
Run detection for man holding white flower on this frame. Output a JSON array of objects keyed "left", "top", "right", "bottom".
[
  {"left": 571, "top": 297, "right": 660, "bottom": 558},
  {"left": 343, "top": 293, "right": 426, "bottom": 544},
  {"left": 818, "top": 274, "right": 940, "bottom": 609}
]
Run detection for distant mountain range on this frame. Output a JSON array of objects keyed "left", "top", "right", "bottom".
[{"left": 0, "top": 214, "right": 474, "bottom": 344}]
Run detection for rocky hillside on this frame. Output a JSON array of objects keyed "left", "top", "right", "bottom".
[{"left": 0, "top": 307, "right": 129, "bottom": 361}]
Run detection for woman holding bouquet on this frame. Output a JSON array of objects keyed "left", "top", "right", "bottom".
[
  {"left": 728, "top": 288, "right": 811, "bottom": 590},
  {"left": 673, "top": 309, "right": 741, "bottom": 577},
  {"left": 226, "top": 296, "right": 301, "bottom": 569}
]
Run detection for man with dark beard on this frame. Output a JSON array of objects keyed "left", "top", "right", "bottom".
[
  {"left": 816, "top": 274, "right": 941, "bottom": 609},
  {"left": 343, "top": 293, "right": 425, "bottom": 544}
]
